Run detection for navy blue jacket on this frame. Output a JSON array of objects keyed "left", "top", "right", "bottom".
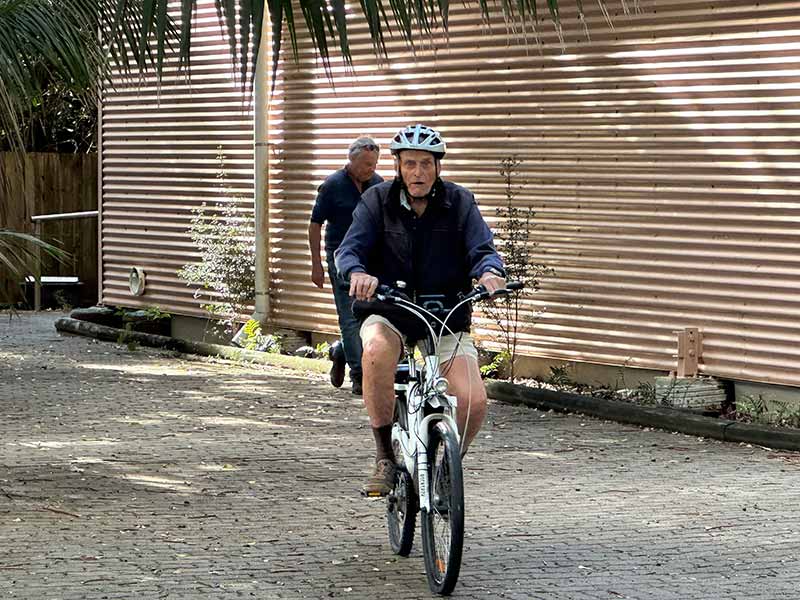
[
  {"left": 310, "top": 168, "right": 383, "bottom": 257},
  {"left": 334, "top": 178, "right": 504, "bottom": 332}
]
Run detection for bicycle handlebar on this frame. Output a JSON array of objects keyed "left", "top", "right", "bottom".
[
  {"left": 375, "top": 281, "right": 524, "bottom": 305},
  {"left": 351, "top": 280, "right": 524, "bottom": 346}
]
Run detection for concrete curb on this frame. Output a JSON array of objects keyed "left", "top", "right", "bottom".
[
  {"left": 54, "top": 317, "right": 330, "bottom": 375},
  {"left": 486, "top": 380, "right": 800, "bottom": 452}
]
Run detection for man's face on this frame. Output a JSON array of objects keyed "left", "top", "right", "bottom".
[
  {"left": 349, "top": 150, "right": 379, "bottom": 183},
  {"left": 398, "top": 150, "right": 438, "bottom": 198}
]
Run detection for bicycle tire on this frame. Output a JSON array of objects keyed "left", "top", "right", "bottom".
[
  {"left": 387, "top": 467, "right": 418, "bottom": 555},
  {"left": 420, "top": 421, "right": 464, "bottom": 595},
  {"left": 387, "top": 392, "right": 417, "bottom": 555}
]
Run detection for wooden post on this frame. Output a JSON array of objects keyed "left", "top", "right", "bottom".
[
  {"left": 676, "top": 327, "right": 702, "bottom": 377},
  {"left": 34, "top": 220, "right": 42, "bottom": 312}
]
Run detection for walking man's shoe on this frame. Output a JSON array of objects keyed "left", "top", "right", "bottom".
[
  {"left": 351, "top": 376, "right": 363, "bottom": 396},
  {"left": 362, "top": 459, "right": 396, "bottom": 497},
  {"left": 329, "top": 340, "right": 345, "bottom": 388}
]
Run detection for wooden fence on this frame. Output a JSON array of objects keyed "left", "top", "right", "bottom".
[{"left": 1, "top": 153, "right": 98, "bottom": 307}]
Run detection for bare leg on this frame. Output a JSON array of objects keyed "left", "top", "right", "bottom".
[
  {"left": 361, "top": 322, "right": 402, "bottom": 428},
  {"left": 360, "top": 322, "right": 403, "bottom": 496},
  {"left": 441, "top": 354, "right": 488, "bottom": 452}
]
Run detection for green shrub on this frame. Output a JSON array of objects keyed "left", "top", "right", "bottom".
[{"left": 178, "top": 151, "right": 255, "bottom": 335}]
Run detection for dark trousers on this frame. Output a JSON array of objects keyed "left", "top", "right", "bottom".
[{"left": 327, "top": 256, "right": 362, "bottom": 381}]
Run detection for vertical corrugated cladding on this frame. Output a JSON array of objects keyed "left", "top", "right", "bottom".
[
  {"left": 270, "top": 0, "right": 800, "bottom": 386},
  {"left": 100, "top": 2, "right": 254, "bottom": 317}
]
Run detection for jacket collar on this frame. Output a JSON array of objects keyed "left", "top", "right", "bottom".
[{"left": 385, "top": 177, "right": 450, "bottom": 215}]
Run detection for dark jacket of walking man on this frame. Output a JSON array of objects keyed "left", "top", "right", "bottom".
[{"left": 309, "top": 137, "right": 383, "bottom": 395}]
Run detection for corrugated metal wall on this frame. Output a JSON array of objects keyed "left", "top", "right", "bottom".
[
  {"left": 100, "top": 2, "right": 254, "bottom": 316},
  {"left": 268, "top": 0, "right": 800, "bottom": 387}
]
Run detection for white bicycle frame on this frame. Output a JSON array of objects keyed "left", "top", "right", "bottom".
[
  {"left": 385, "top": 294, "right": 475, "bottom": 513},
  {"left": 393, "top": 353, "right": 459, "bottom": 512}
]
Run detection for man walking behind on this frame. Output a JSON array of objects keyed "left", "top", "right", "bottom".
[{"left": 309, "top": 137, "right": 383, "bottom": 395}]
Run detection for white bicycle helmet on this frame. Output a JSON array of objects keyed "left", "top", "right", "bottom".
[{"left": 389, "top": 124, "right": 446, "bottom": 158}]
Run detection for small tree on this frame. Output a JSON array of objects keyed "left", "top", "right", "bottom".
[
  {"left": 178, "top": 152, "right": 255, "bottom": 335},
  {"left": 483, "top": 157, "right": 552, "bottom": 382}
]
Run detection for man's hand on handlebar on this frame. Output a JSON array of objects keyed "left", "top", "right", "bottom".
[
  {"left": 478, "top": 270, "right": 506, "bottom": 295},
  {"left": 349, "top": 272, "right": 379, "bottom": 301}
]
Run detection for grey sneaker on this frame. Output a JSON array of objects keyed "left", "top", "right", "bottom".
[{"left": 362, "top": 459, "right": 396, "bottom": 497}]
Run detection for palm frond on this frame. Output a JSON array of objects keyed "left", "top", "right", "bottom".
[
  {"left": 0, "top": 0, "right": 173, "bottom": 154},
  {"left": 0, "top": 229, "right": 69, "bottom": 306},
  {"left": 135, "top": 0, "right": 611, "bottom": 96},
  {"left": 0, "top": 0, "right": 99, "bottom": 151}
]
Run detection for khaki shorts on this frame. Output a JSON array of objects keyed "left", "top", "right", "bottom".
[{"left": 360, "top": 314, "right": 478, "bottom": 363}]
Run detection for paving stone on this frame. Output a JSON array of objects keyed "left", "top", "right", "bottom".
[{"left": 1, "top": 312, "right": 799, "bottom": 599}]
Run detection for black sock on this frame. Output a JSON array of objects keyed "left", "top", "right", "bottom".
[{"left": 373, "top": 424, "right": 395, "bottom": 462}]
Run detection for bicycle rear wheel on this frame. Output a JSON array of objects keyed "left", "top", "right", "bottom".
[
  {"left": 387, "top": 467, "right": 418, "bottom": 555},
  {"left": 420, "top": 421, "right": 464, "bottom": 595},
  {"left": 387, "top": 392, "right": 417, "bottom": 555}
]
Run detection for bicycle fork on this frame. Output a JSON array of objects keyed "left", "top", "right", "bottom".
[
  {"left": 393, "top": 387, "right": 459, "bottom": 512},
  {"left": 392, "top": 355, "right": 459, "bottom": 512}
]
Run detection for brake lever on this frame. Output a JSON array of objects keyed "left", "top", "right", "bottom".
[
  {"left": 375, "top": 283, "right": 412, "bottom": 303},
  {"left": 460, "top": 281, "right": 524, "bottom": 302}
]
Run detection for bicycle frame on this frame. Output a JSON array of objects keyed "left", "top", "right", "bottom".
[
  {"left": 376, "top": 281, "right": 522, "bottom": 511},
  {"left": 393, "top": 351, "right": 459, "bottom": 512}
]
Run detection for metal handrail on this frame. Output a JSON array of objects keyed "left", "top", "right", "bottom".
[
  {"left": 30, "top": 210, "right": 99, "bottom": 311},
  {"left": 31, "top": 210, "right": 98, "bottom": 222}
]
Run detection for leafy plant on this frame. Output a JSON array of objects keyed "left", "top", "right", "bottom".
[
  {"left": 142, "top": 305, "right": 170, "bottom": 320},
  {"left": 178, "top": 151, "right": 256, "bottom": 336},
  {"left": 237, "top": 318, "right": 282, "bottom": 353},
  {"left": 116, "top": 323, "right": 139, "bottom": 351},
  {"left": 547, "top": 365, "right": 575, "bottom": 391},
  {"left": 240, "top": 318, "right": 262, "bottom": 346},
  {"left": 0, "top": 78, "right": 97, "bottom": 153},
  {"left": 479, "top": 350, "right": 510, "bottom": 379},
  {"left": 52, "top": 289, "right": 73, "bottom": 312},
  {"left": 735, "top": 395, "right": 800, "bottom": 429},
  {"left": 634, "top": 381, "right": 657, "bottom": 405},
  {"left": 482, "top": 157, "right": 552, "bottom": 382},
  {"left": 735, "top": 394, "right": 769, "bottom": 423},
  {"left": 0, "top": 229, "right": 68, "bottom": 307},
  {"left": 0, "top": 0, "right": 170, "bottom": 154},
  {"left": 132, "top": 1, "right": 614, "bottom": 97}
]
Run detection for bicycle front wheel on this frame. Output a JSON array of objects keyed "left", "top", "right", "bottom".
[{"left": 420, "top": 421, "right": 464, "bottom": 595}]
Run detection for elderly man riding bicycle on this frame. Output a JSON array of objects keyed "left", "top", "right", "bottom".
[{"left": 334, "top": 124, "right": 507, "bottom": 496}]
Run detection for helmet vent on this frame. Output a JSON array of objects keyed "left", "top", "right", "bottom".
[{"left": 388, "top": 124, "right": 447, "bottom": 157}]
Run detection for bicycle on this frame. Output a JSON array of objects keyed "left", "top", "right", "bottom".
[{"left": 362, "top": 280, "right": 522, "bottom": 595}]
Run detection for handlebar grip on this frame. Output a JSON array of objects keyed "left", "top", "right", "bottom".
[
  {"left": 461, "top": 280, "right": 524, "bottom": 302},
  {"left": 490, "top": 281, "right": 523, "bottom": 297},
  {"left": 374, "top": 283, "right": 412, "bottom": 303}
]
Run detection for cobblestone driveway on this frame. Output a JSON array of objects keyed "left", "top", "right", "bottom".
[{"left": 1, "top": 313, "right": 799, "bottom": 599}]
